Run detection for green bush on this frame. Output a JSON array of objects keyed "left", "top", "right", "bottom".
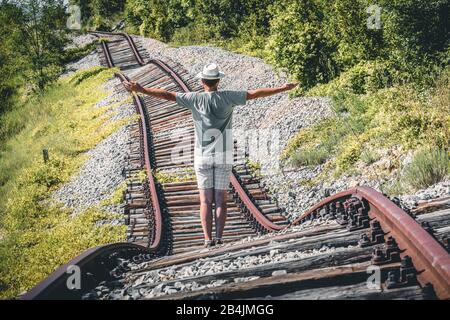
[
  {"left": 73, "top": 0, "right": 448, "bottom": 93},
  {"left": 403, "top": 148, "right": 449, "bottom": 190},
  {"left": 284, "top": 67, "right": 450, "bottom": 176},
  {"left": 73, "top": 0, "right": 125, "bottom": 30},
  {"left": 291, "top": 147, "right": 329, "bottom": 167},
  {"left": 360, "top": 149, "right": 379, "bottom": 165},
  {"left": 266, "top": 0, "right": 337, "bottom": 90},
  {"left": 308, "top": 60, "right": 394, "bottom": 95}
]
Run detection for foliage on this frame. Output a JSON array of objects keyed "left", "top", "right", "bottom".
[
  {"left": 102, "top": 181, "right": 127, "bottom": 206},
  {"left": 246, "top": 159, "right": 262, "bottom": 177},
  {"left": 291, "top": 148, "right": 329, "bottom": 167},
  {"left": 72, "top": 0, "right": 449, "bottom": 92},
  {"left": 18, "top": 0, "right": 69, "bottom": 90},
  {"left": 284, "top": 67, "right": 450, "bottom": 179},
  {"left": 0, "top": 67, "right": 126, "bottom": 298},
  {"left": 270, "top": 0, "right": 449, "bottom": 91},
  {"left": 154, "top": 168, "right": 195, "bottom": 184},
  {"left": 266, "top": 0, "right": 338, "bottom": 90},
  {"left": 0, "top": 1, "right": 25, "bottom": 115},
  {"left": 360, "top": 150, "right": 379, "bottom": 165},
  {"left": 403, "top": 148, "right": 449, "bottom": 190},
  {"left": 71, "top": 0, "right": 125, "bottom": 30}
]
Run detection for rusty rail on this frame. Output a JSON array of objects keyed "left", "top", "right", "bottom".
[
  {"left": 93, "top": 30, "right": 281, "bottom": 232},
  {"left": 93, "top": 35, "right": 164, "bottom": 251},
  {"left": 115, "top": 72, "right": 163, "bottom": 251},
  {"left": 292, "top": 186, "right": 450, "bottom": 299},
  {"left": 21, "top": 243, "right": 149, "bottom": 300},
  {"left": 144, "top": 59, "right": 280, "bottom": 232},
  {"left": 89, "top": 31, "right": 146, "bottom": 66}
]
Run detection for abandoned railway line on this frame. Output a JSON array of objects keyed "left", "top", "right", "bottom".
[{"left": 22, "top": 32, "right": 450, "bottom": 300}]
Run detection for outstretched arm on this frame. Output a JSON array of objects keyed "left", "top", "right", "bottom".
[
  {"left": 247, "top": 83, "right": 298, "bottom": 100},
  {"left": 123, "top": 80, "right": 177, "bottom": 102}
]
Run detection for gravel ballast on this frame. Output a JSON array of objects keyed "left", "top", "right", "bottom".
[{"left": 52, "top": 35, "right": 135, "bottom": 216}]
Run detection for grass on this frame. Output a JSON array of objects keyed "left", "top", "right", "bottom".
[
  {"left": 61, "top": 38, "right": 100, "bottom": 65},
  {"left": 154, "top": 168, "right": 196, "bottom": 184},
  {"left": 291, "top": 148, "right": 329, "bottom": 167},
  {"left": 0, "top": 66, "right": 127, "bottom": 298},
  {"left": 360, "top": 150, "right": 379, "bottom": 165},
  {"left": 403, "top": 147, "right": 449, "bottom": 190},
  {"left": 101, "top": 181, "right": 127, "bottom": 206},
  {"left": 246, "top": 159, "right": 262, "bottom": 177}
]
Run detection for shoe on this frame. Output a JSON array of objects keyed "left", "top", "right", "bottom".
[
  {"left": 204, "top": 240, "right": 215, "bottom": 248},
  {"left": 215, "top": 238, "right": 223, "bottom": 245}
]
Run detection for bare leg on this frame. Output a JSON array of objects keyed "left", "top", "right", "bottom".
[
  {"left": 214, "top": 189, "right": 228, "bottom": 239},
  {"left": 199, "top": 188, "right": 214, "bottom": 241}
]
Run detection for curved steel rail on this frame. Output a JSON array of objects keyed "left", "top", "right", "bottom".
[
  {"left": 89, "top": 31, "right": 146, "bottom": 66},
  {"left": 292, "top": 186, "right": 450, "bottom": 299},
  {"left": 22, "top": 243, "right": 150, "bottom": 300},
  {"left": 115, "top": 72, "right": 163, "bottom": 250},
  {"left": 149, "top": 59, "right": 282, "bottom": 232},
  {"left": 92, "top": 30, "right": 281, "bottom": 232},
  {"left": 92, "top": 36, "right": 164, "bottom": 251}
]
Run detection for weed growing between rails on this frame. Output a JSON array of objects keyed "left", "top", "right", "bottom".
[{"left": 0, "top": 67, "right": 128, "bottom": 298}]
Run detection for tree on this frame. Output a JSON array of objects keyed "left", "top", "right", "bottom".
[
  {"left": 0, "top": 1, "right": 26, "bottom": 114},
  {"left": 18, "top": 0, "right": 68, "bottom": 90}
]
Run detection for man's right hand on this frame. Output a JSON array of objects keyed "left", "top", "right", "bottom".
[{"left": 123, "top": 80, "right": 143, "bottom": 93}]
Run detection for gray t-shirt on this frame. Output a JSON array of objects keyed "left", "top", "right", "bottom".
[{"left": 176, "top": 91, "right": 247, "bottom": 164}]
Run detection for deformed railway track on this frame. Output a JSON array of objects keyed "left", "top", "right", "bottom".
[{"left": 22, "top": 32, "right": 450, "bottom": 300}]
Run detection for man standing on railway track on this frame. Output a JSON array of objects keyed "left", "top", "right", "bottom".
[{"left": 123, "top": 63, "right": 297, "bottom": 248}]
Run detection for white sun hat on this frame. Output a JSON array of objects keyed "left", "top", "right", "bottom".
[{"left": 195, "top": 63, "right": 225, "bottom": 80}]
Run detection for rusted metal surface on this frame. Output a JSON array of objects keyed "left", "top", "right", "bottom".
[
  {"left": 356, "top": 186, "right": 450, "bottom": 300},
  {"left": 21, "top": 243, "right": 149, "bottom": 300},
  {"left": 115, "top": 72, "right": 163, "bottom": 250},
  {"left": 291, "top": 188, "right": 357, "bottom": 225},
  {"left": 93, "top": 30, "right": 285, "bottom": 234},
  {"left": 131, "top": 92, "right": 163, "bottom": 250},
  {"left": 230, "top": 173, "right": 284, "bottom": 231},
  {"left": 142, "top": 56, "right": 280, "bottom": 233},
  {"left": 96, "top": 33, "right": 450, "bottom": 297},
  {"left": 100, "top": 40, "right": 114, "bottom": 68},
  {"left": 292, "top": 186, "right": 450, "bottom": 299}
]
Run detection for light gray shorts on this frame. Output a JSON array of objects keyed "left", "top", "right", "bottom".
[{"left": 194, "top": 161, "right": 233, "bottom": 190}]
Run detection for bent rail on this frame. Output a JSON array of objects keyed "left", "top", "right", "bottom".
[
  {"left": 89, "top": 31, "right": 146, "bottom": 66},
  {"left": 115, "top": 72, "right": 163, "bottom": 250},
  {"left": 94, "top": 37, "right": 164, "bottom": 251},
  {"left": 94, "top": 30, "right": 282, "bottom": 233},
  {"left": 21, "top": 243, "right": 149, "bottom": 300},
  {"left": 230, "top": 173, "right": 285, "bottom": 231},
  {"left": 292, "top": 186, "right": 450, "bottom": 299},
  {"left": 144, "top": 58, "right": 281, "bottom": 232}
]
